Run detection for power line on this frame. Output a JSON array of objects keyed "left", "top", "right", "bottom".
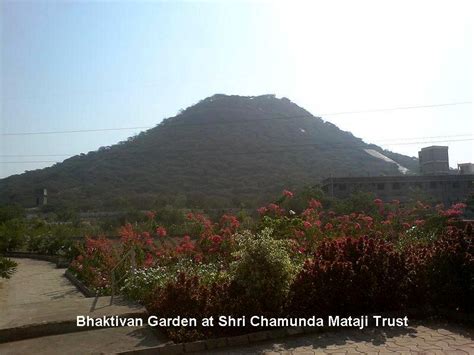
[
  {"left": 2, "top": 126, "right": 151, "bottom": 136},
  {"left": 378, "top": 138, "right": 474, "bottom": 146},
  {"left": 2, "top": 101, "right": 471, "bottom": 136},
  {"left": 373, "top": 133, "right": 473, "bottom": 142},
  {"left": 0, "top": 154, "right": 74, "bottom": 157},
  {"left": 319, "top": 101, "right": 472, "bottom": 116},
  {"left": 1, "top": 137, "right": 472, "bottom": 164},
  {"left": 1, "top": 160, "right": 59, "bottom": 164}
]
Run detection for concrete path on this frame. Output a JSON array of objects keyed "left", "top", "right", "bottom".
[
  {"left": 0, "top": 326, "right": 168, "bottom": 355},
  {"left": 199, "top": 321, "right": 474, "bottom": 354},
  {"left": 0, "top": 257, "right": 169, "bottom": 355},
  {"left": 0, "top": 295, "right": 145, "bottom": 331},
  {"left": 0, "top": 258, "right": 82, "bottom": 307},
  {"left": 0, "top": 258, "right": 146, "bottom": 333}
]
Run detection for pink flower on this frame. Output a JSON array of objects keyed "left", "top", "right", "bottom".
[
  {"left": 211, "top": 235, "right": 222, "bottom": 244},
  {"left": 374, "top": 198, "right": 383, "bottom": 205},
  {"left": 156, "top": 226, "right": 167, "bottom": 237},
  {"left": 268, "top": 203, "right": 279, "bottom": 211},
  {"left": 145, "top": 211, "right": 156, "bottom": 220},
  {"left": 144, "top": 253, "right": 154, "bottom": 267},
  {"left": 303, "top": 221, "right": 312, "bottom": 229},
  {"left": 294, "top": 230, "right": 305, "bottom": 238},
  {"left": 414, "top": 219, "right": 425, "bottom": 226},
  {"left": 283, "top": 190, "right": 294, "bottom": 198},
  {"left": 324, "top": 223, "right": 333, "bottom": 231},
  {"left": 257, "top": 207, "right": 268, "bottom": 215},
  {"left": 309, "top": 199, "right": 322, "bottom": 209}
]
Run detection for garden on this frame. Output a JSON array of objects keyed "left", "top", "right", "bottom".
[
  {"left": 0, "top": 192, "right": 472, "bottom": 340},
  {"left": 63, "top": 191, "right": 473, "bottom": 342}
]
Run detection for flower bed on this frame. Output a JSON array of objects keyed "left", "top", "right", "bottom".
[{"left": 67, "top": 192, "right": 473, "bottom": 341}]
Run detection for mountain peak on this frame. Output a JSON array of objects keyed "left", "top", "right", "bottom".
[{"left": 0, "top": 94, "right": 418, "bottom": 210}]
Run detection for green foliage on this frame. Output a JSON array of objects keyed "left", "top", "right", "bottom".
[
  {"left": 0, "top": 257, "right": 17, "bottom": 279},
  {"left": 230, "top": 228, "right": 298, "bottom": 313},
  {"left": 121, "top": 260, "right": 228, "bottom": 303},
  {"left": 25, "top": 234, "right": 78, "bottom": 258},
  {"left": 0, "top": 218, "right": 27, "bottom": 252},
  {"left": 0, "top": 205, "right": 24, "bottom": 223},
  {"left": 121, "top": 267, "right": 167, "bottom": 302},
  {"left": 332, "top": 191, "right": 378, "bottom": 215}
]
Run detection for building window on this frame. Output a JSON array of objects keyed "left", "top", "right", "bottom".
[
  {"left": 430, "top": 181, "right": 437, "bottom": 189},
  {"left": 377, "top": 183, "right": 385, "bottom": 190},
  {"left": 392, "top": 182, "right": 401, "bottom": 190},
  {"left": 452, "top": 182, "right": 460, "bottom": 188}
]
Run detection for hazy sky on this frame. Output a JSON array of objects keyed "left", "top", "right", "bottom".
[{"left": 1, "top": 0, "right": 472, "bottom": 179}]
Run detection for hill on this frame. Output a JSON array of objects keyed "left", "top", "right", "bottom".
[{"left": 0, "top": 94, "right": 419, "bottom": 210}]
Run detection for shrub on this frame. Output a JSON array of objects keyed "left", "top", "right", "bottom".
[
  {"left": 122, "top": 261, "right": 228, "bottom": 304},
  {"left": 0, "top": 219, "right": 27, "bottom": 252},
  {"left": 69, "top": 237, "right": 118, "bottom": 294},
  {"left": 121, "top": 267, "right": 169, "bottom": 302},
  {"left": 26, "top": 234, "right": 77, "bottom": 257},
  {"left": 428, "top": 226, "right": 473, "bottom": 311},
  {"left": 230, "top": 228, "right": 298, "bottom": 314},
  {"left": 0, "top": 257, "right": 17, "bottom": 279},
  {"left": 406, "top": 225, "right": 473, "bottom": 312},
  {"left": 145, "top": 272, "right": 226, "bottom": 342},
  {"left": 288, "top": 236, "right": 408, "bottom": 316}
]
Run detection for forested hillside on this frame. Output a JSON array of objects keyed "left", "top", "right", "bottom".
[{"left": 0, "top": 94, "right": 418, "bottom": 210}]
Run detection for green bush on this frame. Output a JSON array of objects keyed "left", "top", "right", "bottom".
[
  {"left": 122, "top": 260, "right": 228, "bottom": 303},
  {"left": 26, "top": 234, "right": 77, "bottom": 257},
  {"left": 0, "top": 219, "right": 27, "bottom": 252},
  {"left": 0, "top": 257, "right": 17, "bottom": 279},
  {"left": 230, "top": 228, "right": 298, "bottom": 313}
]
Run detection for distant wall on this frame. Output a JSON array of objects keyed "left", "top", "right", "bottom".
[{"left": 322, "top": 174, "right": 474, "bottom": 206}]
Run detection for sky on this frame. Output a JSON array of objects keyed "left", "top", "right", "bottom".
[{"left": 1, "top": 0, "right": 472, "bottom": 179}]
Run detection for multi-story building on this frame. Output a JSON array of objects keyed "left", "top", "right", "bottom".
[
  {"left": 321, "top": 174, "right": 473, "bottom": 206},
  {"left": 321, "top": 146, "right": 474, "bottom": 206}
]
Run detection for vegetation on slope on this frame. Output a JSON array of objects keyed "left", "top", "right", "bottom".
[{"left": 0, "top": 94, "right": 417, "bottom": 210}]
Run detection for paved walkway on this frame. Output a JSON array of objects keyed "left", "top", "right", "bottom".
[
  {"left": 0, "top": 258, "right": 82, "bottom": 307},
  {"left": 0, "top": 295, "right": 145, "bottom": 330},
  {"left": 0, "top": 257, "right": 167, "bottom": 354},
  {"left": 201, "top": 321, "right": 474, "bottom": 354},
  {"left": 0, "top": 258, "right": 146, "bottom": 331},
  {"left": 0, "top": 326, "right": 167, "bottom": 355}
]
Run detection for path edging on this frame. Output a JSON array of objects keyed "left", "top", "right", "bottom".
[
  {"left": 115, "top": 309, "right": 474, "bottom": 355},
  {"left": 0, "top": 312, "right": 147, "bottom": 344},
  {"left": 64, "top": 269, "right": 97, "bottom": 297}
]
